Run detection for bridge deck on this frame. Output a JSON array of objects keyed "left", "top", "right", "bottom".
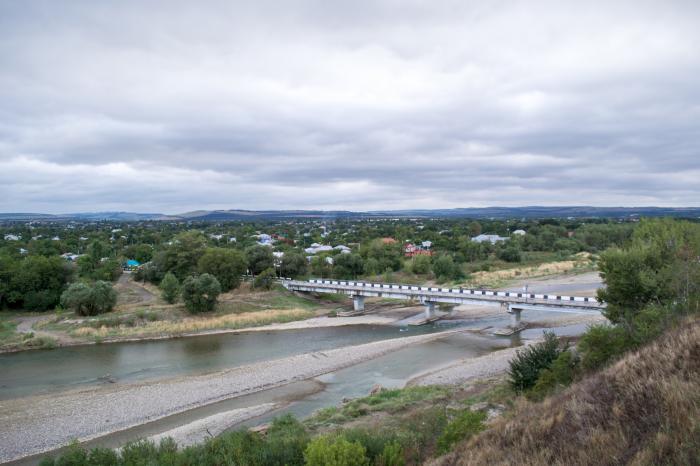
[{"left": 283, "top": 279, "right": 605, "bottom": 310}]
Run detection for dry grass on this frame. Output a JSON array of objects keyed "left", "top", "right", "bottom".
[
  {"left": 466, "top": 253, "right": 594, "bottom": 287},
  {"left": 71, "top": 308, "right": 315, "bottom": 339},
  {"left": 433, "top": 315, "right": 700, "bottom": 466}
]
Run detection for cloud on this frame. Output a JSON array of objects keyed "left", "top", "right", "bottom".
[{"left": 0, "top": 0, "right": 699, "bottom": 213}]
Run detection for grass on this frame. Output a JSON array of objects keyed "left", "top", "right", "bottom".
[
  {"left": 71, "top": 308, "right": 316, "bottom": 339},
  {"left": 435, "top": 315, "right": 700, "bottom": 466},
  {"left": 305, "top": 386, "right": 452, "bottom": 429}
]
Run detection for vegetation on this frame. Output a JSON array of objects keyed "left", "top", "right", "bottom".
[
  {"left": 507, "top": 331, "right": 563, "bottom": 393},
  {"left": 252, "top": 267, "right": 277, "bottom": 290},
  {"left": 197, "top": 248, "right": 247, "bottom": 291},
  {"left": 181, "top": 274, "right": 221, "bottom": 313},
  {"left": 159, "top": 272, "right": 180, "bottom": 304},
  {"left": 60, "top": 281, "right": 117, "bottom": 316}
]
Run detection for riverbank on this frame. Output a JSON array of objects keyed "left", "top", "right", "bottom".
[{"left": 0, "top": 328, "right": 466, "bottom": 463}]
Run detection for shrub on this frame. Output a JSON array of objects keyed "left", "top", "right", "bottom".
[
  {"left": 181, "top": 274, "right": 221, "bottom": 313},
  {"left": 377, "top": 441, "right": 404, "bottom": 466},
  {"left": 436, "top": 409, "right": 487, "bottom": 454},
  {"left": 197, "top": 248, "right": 247, "bottom": 291},
  {"left": 253, "top": 267, "right": 277, "bottom": 290},
  {"left": 263, "top": 414, "right": 310, "bottom": 465},
  {"left": 304, "top": 434, "right": 369, "bottom": 466},
  {"left": 508, "top": 331, "right": 562, "bottom": 392},
  {"left": 497, "top": 245, "right": 522, "bottom": 263},
  {"left": 60, "top": 281, "right": 117, "bottom": 316},
  {"left": 529, "top": 349, "right": 580, "bottom": 400},
  {"left": 159, "top": 272, "right": 180, "bottom": 304},
  {"left": 577, "top": 323, "right": 633, "bottom": 371}
]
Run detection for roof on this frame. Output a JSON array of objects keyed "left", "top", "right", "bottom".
[{"left": 126, "top": 259, "right": 140, "bottom": 266}]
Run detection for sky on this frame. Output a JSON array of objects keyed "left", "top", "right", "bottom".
[{"left": 1, "top": 0, "right": 699, "bottom": 214}]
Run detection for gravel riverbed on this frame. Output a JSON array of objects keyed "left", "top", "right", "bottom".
[{"left": 0, "top": 329, "right": 464, "bottom": 463}]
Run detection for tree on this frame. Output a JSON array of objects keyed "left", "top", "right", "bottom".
[
  {"left": 60, "top": 281, "right": 117, "bottom": 316},
  {"left": 6, "top": 255, "right": 73, "bottom": 311},
  {"left": 280, "top": 252, "right": 307, "bottom": 278},
  {"left": 333, "top": 253, "right": 364, "bottom": 279},
  {"left": 181, "top": 273, "right": 221, "bottom": 313},
  {"left": 497, "top": 244, "right": 522, "bottom": 263},
  {"left": 468, "top": 221, "right": 482, "bottom": 237},
  {"left": 197, "top": 248, "right": 247, "bottom": 291},
  {"left": 253, "top": 267, "right": 277, "bottom": 290},
  {"left": 432, "top": 255, "right": 457, "bottom": 281},
  {"left": 410, "top": 254, "right": 432, "bottom": 274},
  {"left": 153, "top": 231, "right": 207, "bottom": 280},
  {"left": 159, "top": 272, "right": 180, "bottom": 304},
  {"left": 304, "top": 435, "right": 369, "bottom": 466},
  {"left": 246, "top": 245, "right": 274, "bottom": 275}
]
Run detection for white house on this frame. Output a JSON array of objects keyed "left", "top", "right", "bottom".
[
  {"left": 472, "top": 234, "right": 509, "bottom": 244},
  {"left": 421, "top": 241, "right": 433, "bottom": 249},
  {"left": 19, "top": 248, "right": 28, "bottom": 255},
  {"left": 4, "top": 234, "right": 20, "bottom": 241},
  {"left": 512, "top": 229, "right": 526, "bottom": 236}
]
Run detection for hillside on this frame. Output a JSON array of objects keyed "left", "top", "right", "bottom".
[{"left": 433, "top": 316, "right": 700, "bottom": 466}]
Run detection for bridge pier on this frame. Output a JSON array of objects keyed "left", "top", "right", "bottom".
[
  {"left": 424, "top": 301, "right": 436, "bottom": 319},
  {"left": 353, "top": 295, "right": 365, "bottom": 313},
  {"left": 509, "top": 307, "right": 522, "bottom": 328}
]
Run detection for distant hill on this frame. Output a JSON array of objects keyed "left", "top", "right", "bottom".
[{"left": 0, "top": 206, "right": 698, "bottom": 222}]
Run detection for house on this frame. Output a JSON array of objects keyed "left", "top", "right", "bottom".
[
  {"left": 228, "top": 237, "right": 237, "bottom": 243},
  {"left": 404, "top": 243, "right": 434, "bottom": 258},
  {"left": 4, "top": 234, "right": 20, "bottom": 241},
  {"left": 304, "top": 244, "right": 334, "bottom": 254},
  {"left": 512, "top": 229, "right": 526, "bottom": 236},
  {"left": 209, "top": 234, "right": 224, "bottom": 240},
  {"left": 61, "top": 252, "right": 82, "bottom": 261},
  {"left": 472, "top": 234, "right": 509, "bottom": 244},
  {"left": 381, "top": 237, "right": 397, "bottom": 245},
  {"left": 124, "top": 259, "right": 140, "bottom": 271},
  {"left": 334, "top": 245, "right": 351, "bottom": 254},
  {"left": 51, "top": 236, "right": 60, "bottom": 241},
  {"left": 421, "top": 241, "right": 432, "bottom": 249},
  {"left": 19, "top": 248, "right": 28, "bottom": 255},
  {"left": 256, "top": 233, "right": 274, "bottom": 246}
]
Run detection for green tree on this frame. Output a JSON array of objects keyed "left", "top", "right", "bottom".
[
  {"left": 508, "top": 331, "right": 562, "bottom": 392},
  {"left": 281, "top": 252, "right": 308, "bottom": 278},
  {"left": 197, "top": 248, "right": 247, "bottom": 291},
  {"left": 305, "top": 435, "right": 369, "bottom": 466},
  {"left": 153, "top": 231, "right": 207, "bottom": 280},
  {"left": 410, "top": 254, "right": 432, "bottom": 275},
  {"left": 60, "top": 281, "right": 117, "bottom": 316},
  {"left": 497, "top": 244, "right": 522, "bottom": 263},
  {"left": 432, "top": 255, "right": 457, "bottom": 281},
  {"left": 246, "top": 245, "right": 274, "bottom": 275},
  {"left": 253, "top": 267, "right": 277, "bottom": 290},
  {"left": 181, "top": 274, "right": 221, "bottom": 313},
  {"left": 7, "top": 255, "right": 72, "bottom": 311},
  {"left": 159, "top": 272, "right": 180, "bottom": 304},
  {"left": 333, "top": 253, "right": 364, "bottom": 279}
]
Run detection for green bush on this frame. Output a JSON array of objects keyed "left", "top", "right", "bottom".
[
  {"left": 263, "top": 414, "right": 310, "bottom": 465},
  {"left": 253, "top": 267, "right": 277, "bottom": 290},
  {"left": 577, "top": 323, "right": 634, "bottom": 371},
  {"left": 60, "top": 281, "right": 117, "bottom": 316},
  {"left": 377, "top": 441, "right": 404, "bottom": 466},
  {"left": 529, "top": 349, "right": 579, "bottom": 400},
  {"left": 436, "top": 409, "right": 487, "bottom": 454},
  {"left": 508, "top": 331, "right": 562, "bottom": 392},
  {"left": 159, "top": 272, "right": 180, "bottom": 304},
  {"left": 181, "top": 273, "right": 221, "bottom": 313},
  {"left": 304, "top": 434, "right": 369, "bottom": 466}
]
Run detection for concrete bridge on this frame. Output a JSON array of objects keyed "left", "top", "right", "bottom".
[{"left": 282, "top": 279, "right": 605, "bottom": 327}]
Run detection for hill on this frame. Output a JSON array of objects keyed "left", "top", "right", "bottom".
[{"left": 433, "top": 316, "right": 700, "bottom": 466}]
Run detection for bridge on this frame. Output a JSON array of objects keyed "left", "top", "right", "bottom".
[{"left": 282, "top": 279, "right": 605, "bottom": 327}]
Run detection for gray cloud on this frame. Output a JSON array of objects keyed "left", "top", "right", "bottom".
[{"left": 1, "top": 0, "right": 699, "bottom": 213}]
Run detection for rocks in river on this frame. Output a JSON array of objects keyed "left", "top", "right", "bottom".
[{"left": 98, "top": 374, "right": 117, "bottom": 384}]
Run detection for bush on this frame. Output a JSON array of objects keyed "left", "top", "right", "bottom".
[
  {"left": 181, "top": 274, "right": 221, "bottom": 313},
  {"left": 497, "top": 245, "right": 522, "bottom": 263},
  {"left": 159, "top": 272, "right": 180, "bottom": 304},
  {"left": 377, "top": 441, "right": 404, "bottom": 466},
  {"left": 263, "top": 414, "right": 310, "bottom": 465},
  {"left": 508, "top": 331, "right": 562, "bottom": 392},
  {"left": 436, "top": 409, "right": 487, "bottom": 454},
  {"left": 305, "top": 434, "right": 369, "bottom": 466},
  {"left": 409, "top": 255, "right": 431, "bottom": 275},
  {"left": 577, "top": 323, "right": 634, "bottom": 371},
  {"left": 253, "top": 267, "right": 277, "bottom": 290},
  {"left": 529, "top": 349, "right": 580, "bottom": 400},
  {"left": 60, "top": 281, "right": 117, "bottom": 316}
]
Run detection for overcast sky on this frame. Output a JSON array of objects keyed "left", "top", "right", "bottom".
[{"left": 1, "top": 0, "right": 699, "bottom": 214}]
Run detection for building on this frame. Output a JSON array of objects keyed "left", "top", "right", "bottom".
[
  {"left": 471, "top": 234, "right": 509, "bottom": 244},
  {"left": 404, "top": 243, "right": 434, "bottom": 258},
  {"left": 512, "top": 229, "right": 526, "bottom": 236},
  {"left": 4, "top": 234, "right": 20, "bottom": 241},
  {"left": 124, "top": 259, "right": 141, "bottom": 271}
]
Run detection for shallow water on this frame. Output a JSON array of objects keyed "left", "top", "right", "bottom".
[{"left": 0, "top": 324, "right": 446, "bottom": 400}]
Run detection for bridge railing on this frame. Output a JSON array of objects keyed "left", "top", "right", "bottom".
[{"left": 296, "top": 278, "right": 601, "bottom": 305}]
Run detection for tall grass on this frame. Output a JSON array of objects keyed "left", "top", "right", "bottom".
[
  {"left": 435, "top": 316, "right": 700, "bottom": 466},
  {"left": 72, "top": 308, "right": 315, "bottom": 339}
]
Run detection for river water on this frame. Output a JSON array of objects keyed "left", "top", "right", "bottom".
[{"left": 0, "top": 324, "right": 451, "bottom": 400}]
